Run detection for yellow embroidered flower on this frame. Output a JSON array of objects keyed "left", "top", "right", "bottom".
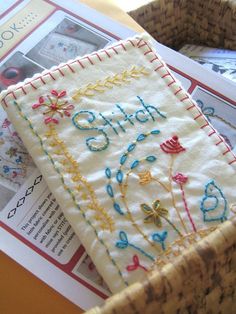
[
  {"left": 141, "top": 200, "right": 168, "bottom": 227},
  {"left": 138, "top": 171, "right": 153, "bottom": 185}
]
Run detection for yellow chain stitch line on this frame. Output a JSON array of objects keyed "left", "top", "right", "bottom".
[
  {"left": 46, "top": 125, "right": 115, "bottom": 232},
  {"left": 72, "top": 66, "right": 149, "bottom": 100},
  {"left": 149, "top": 226, "right": 217, "bottom": 271}
]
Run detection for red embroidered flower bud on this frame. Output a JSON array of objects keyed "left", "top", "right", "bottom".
[{"left": 160, "top": 135, "right": 185, "bottom": 154}]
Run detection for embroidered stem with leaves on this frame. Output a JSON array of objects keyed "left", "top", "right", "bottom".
[
  {"left": 116, "top": 231, "right": 155, "bottom": 261},
  {"left": 105, "top": 130, "right": 161, "bottom": 249},
  {"left": 173, "top": 172, "right": 197, "bottom": 232},
  {"left": 47, "top": 125, "right": 115, "bottom": 232},
  {"left": 160, "top": 136, "right": 189, "bottom": 234},
  {"left": 138, "top": 170, "right": 170, "bottom": 192},
  {"left": 72, "top": 66, "right": 150, "bottom": 100}
]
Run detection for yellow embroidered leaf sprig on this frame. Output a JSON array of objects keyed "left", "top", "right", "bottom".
[
  {"left": 72, "top": 66, "right": 149, "bottom": 100},
  {"left": 45, "top": 125, "right": 115, "bottom": 232}
]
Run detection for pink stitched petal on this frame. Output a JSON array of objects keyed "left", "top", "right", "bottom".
[
  {"left": 52, "top": 118, "right": 59, "bottom": 124},
  {"left": 65, "top": 104, "right": 74, "bottom": 110},
  {"left": 32, "top": 103, "right": 42, "bottom": 109},
  {"left": 51, "top": 90, "right": 58, "bottom": 96},
  {"left": 12, "top": 171, "right": 18, "bottom": 178},
  {"left": 44, "top": 117, "right": 52, "bottom": 124},
  {"left": 133, "top": 255, "right": 140, "bottom": 266},
  {"left": 126, "top": 264, "right": 137, "bottom": 271},
  {"left": 39, "top": 96, "right": 44, "bottom": 103},
  {"left": 64, "top": 111, "right": 71, "bottom": 117},
  {"left": 172, "top": 172, "right": 188, "bottom": 184},
  {"left": 58, "top": 90, "right": 66, "bottom": 98}
]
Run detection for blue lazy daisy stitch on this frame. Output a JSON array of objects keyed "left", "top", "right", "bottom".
[
  {"left": 115, "top": 230, "right": 155, "bottom": 261},
  {"left": 200, "top": 180, "right": 228, "bottom": 222}
]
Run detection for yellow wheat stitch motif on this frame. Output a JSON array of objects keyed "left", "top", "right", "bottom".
[
  {"left": 72, "top": 66, "right": 149, "bottom": 100},
  {"left": 30, "top": 90, "right": 115, "bottom": 232},
  {"left": 45, "top": 125, "right": 115, "bottom": 232}
]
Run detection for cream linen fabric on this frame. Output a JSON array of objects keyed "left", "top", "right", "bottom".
[{"left": 1, "top": 34, "right": 236, "bottom": 293}]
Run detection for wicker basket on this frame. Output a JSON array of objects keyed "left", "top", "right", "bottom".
[
  {"left": 85, "top": 1, "right": 236, "bottom": 313},
  {"left": 129, "top": 0, "right": 236, "bottom": 50}
]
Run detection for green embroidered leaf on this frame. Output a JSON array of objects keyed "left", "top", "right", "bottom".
[
  {"left": 116, "top": 170, "right": 123, "bottom": 183},
  {"left": 150, "top": 129, "right": 160, "bottom": 135},
  {"left": 105, "top": 167, "right": 112, "bottom": 179},
  {"left": 146, "top": 156, "right": 157, "bottom": 162},
  {"left": 131, "top": 160, "right": 139, "bottom": 169},
  {"left": 120, "top": 154, "right": 127, "bottom": 165},
  {"left": 127, "top": 143, "right": 136, "bottom": 152},
  {"left": 119, "top": 231, "right": 128, "bottom": 243},
  {"left": 116, "top": 241, "right": 128, "bottom": 249},
  {"left": 106, "top": 184, "right": 114, "bottom": 197},
  {"left": 137, "top": 134, "right": 147, "bottom": 141},
  {"left": 154, "top": 216, "right": 162, "bottom": 227},
  {"left": 153, "top": 200, "right": 160, "bottom": 210},
  {"left": 144, "top": 214, "right": 154, "bottom": 223},
  {"left": 141, "top": 203, "right": 152, "bottom": 214},
  {"left": 113, "top": 203, "right": 124, "bottom": 215}
]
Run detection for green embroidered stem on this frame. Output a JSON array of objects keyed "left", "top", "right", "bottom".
[
  {"left": 120, "top": 168, "right": 161, "bottom": 251},
  {"left": 152, "top": 177, "right": 170, "bottom": 192},
  {"left": 160, "top": 214, "right": 183, "bottom": 237}
]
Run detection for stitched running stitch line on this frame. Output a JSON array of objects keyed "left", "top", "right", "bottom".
[
  {"left": 13, "top": 100, "right": 128, "bottom": 287},
  {"left": 72, "top": 66, "right": 149, "bottom": 101},
  {"left": 136, "top": 39, "right": 236, "bottom": 167}
]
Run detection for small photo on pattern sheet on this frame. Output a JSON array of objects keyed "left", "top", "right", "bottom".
[
  {"left": 0, "top": 51, "right": 43, "bottom": 92},
  {"left": 192, "top": 87, "right": 236, "bottom": 155},
  {"left": 0, "top": 107, "right": 35, "bottom": 203},
  {"left": 26, "top": 18, "right": 109, "bottom": 68}
]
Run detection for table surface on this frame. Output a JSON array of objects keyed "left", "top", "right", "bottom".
[{"left": 0, "top": 1, "right": 142, "bottom": 313}]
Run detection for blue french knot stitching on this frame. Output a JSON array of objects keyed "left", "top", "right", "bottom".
[
  {"left": 116, "top": 231, "right": 155, "bottom": 261},
  {"left": 152, "top": 231, "right": 168, "bottom": 251},
  {"left": 200, "top": 180, "right": 228, "bottom": 222}
]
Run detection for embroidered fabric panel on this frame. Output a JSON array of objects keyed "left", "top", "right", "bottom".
[
  {"left": 1, "top": 34, "right": 236, "bottom": 293},
  {"left": 0, "top": 107, "right": 35, "bottom": 191}
]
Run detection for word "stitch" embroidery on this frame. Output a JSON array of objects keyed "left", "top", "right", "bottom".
[{"left": 72, "top": 96, "right": 166, "bottom": 152}]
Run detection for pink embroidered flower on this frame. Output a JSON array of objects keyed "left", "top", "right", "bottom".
[
  {"left": 172, "top": 172, "right": 188, "bottom": 184},
  {"left": 160, "top": 135, "right": 185, "bottom": 154},
  {"left": 32, "top": 90, "right": 74, "bottom": 125}
]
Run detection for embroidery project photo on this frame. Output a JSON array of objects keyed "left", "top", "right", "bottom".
[{"left": 1, "top": 34, "right": 235, "bottom": 294}]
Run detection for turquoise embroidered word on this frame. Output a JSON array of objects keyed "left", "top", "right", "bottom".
[{"left": 72, "top": 96, "right": 166, "bottom": 152}]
